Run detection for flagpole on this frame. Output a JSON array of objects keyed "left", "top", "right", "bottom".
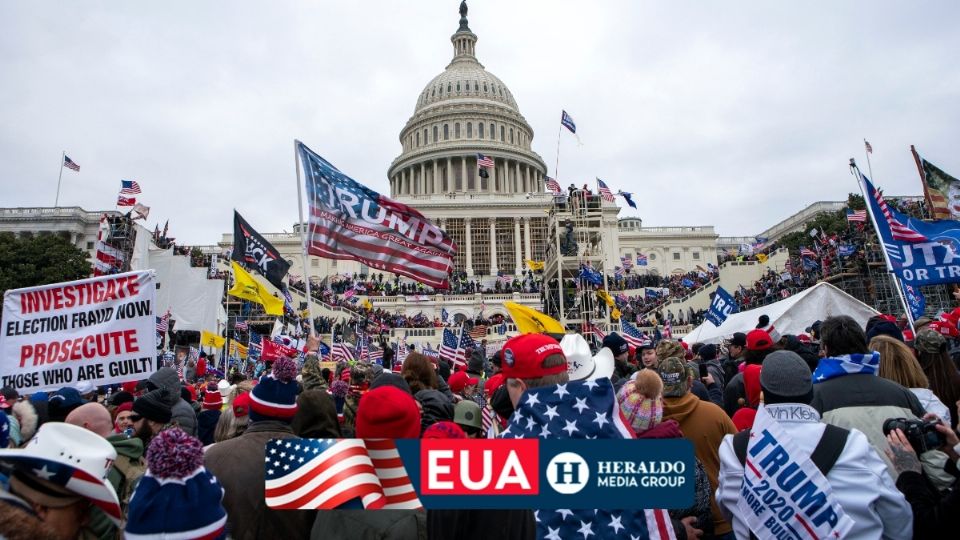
[
  {"left": 54, "top": 151, "right": 65, "bottom": 207},
  {"left": 554, "top": 125, "right": 562, "bottom": 182},
  {"left": 293, "top": 140, "right": 318, "bottom": 337},
  {"left": 850, "top": 159, "right": 915, "bottom": 333}
]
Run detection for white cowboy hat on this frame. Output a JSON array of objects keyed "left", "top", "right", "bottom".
[
  {"left": 561, "top": 334, "right": 616, "bottom": 381},
  {"left": 0, "top": 422, "right": 121, "bottom": 525}
]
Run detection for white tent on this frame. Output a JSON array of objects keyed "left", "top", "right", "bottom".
[{"left": 683, "top": 282, "right": 879, "bottom": 344}]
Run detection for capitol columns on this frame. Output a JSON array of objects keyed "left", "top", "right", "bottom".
[
  {"left": 489, "top": 218, "right": 498, "bottom": 276},
  {"left": 523, "top": 217, "right": 532, "bottom": 264},
  {"left": 513, "top": 217, "right": 522, "bottom": 275},
  {"left": 433, "top": 160, "right": 439, "bottom": 194},
  {"left": 420, "top": 162, "right": 426, "bottom": 195},
  {"left": 465, "top": 218, "right": 474, "bottom": 276},
  {"left": 460, "top": 157, "right": 467, "bottom": 192},
  {"left": 446, "top": 158, "right": 453, "bottom": 194}
]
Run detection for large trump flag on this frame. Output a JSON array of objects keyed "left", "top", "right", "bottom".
[{"left": 296, "top": 141, "right": 457, "bottom": 289}]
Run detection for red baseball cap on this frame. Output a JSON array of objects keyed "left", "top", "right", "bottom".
[
  {"left": 484, "top": 373, "right": 505, "bottom": 396},
  {"left": 501, "top": 334, "right": 566, "bottom": 380},
  {"left": 448, "top": 371, "right": 479, "bottom": 394},
  {"left": 746, "top": 329, "right": 774, "bottom": 351}
]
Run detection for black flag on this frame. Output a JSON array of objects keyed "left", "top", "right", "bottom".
[{"left": 232, "top": 210, "right": 290, "bottom": 289}]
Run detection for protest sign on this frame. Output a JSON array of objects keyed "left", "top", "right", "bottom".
[
  {"left": 1, "top": 271, "right": 157, "bottom": 393},
  {"left": 705, "top": 287, "right": 738, "bottom": 326}
]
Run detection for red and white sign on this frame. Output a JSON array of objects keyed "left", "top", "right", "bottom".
[
  {"left": 261, "top": 339, "right": 302, "bottom": 361},
  {"left": 0, "top": 271, "right": 157, "bottom": 393},
  {"left": 420, "top": 439, "right": 539, "bottom": 496}
]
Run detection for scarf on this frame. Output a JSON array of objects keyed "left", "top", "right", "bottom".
[{"left": 812, "top": 351, "right": 880, "bottom": 383}]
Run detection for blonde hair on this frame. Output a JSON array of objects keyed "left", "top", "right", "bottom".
[
  {"left": 634, "top": 370, "right": 663, "bottom": 399},
  {"left": 871, "top": 335, "right": 929, "bottom": 388}
]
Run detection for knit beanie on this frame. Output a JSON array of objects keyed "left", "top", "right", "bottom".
[
  {"left": 249, "top": 357, "right": 299, "bottom": 423},
  {"left": 759, "top": 350, "right": 813, "bottom": 405},
  {"left": 202, "top": 384, "right": 223, "bottom": 411},
  {"left": 125, "top": 429, "right": 227, "bottom": 539},
  {"left": 110, "top": 391, "right": 134, "bottom": 407},
  {"left": 423, "top": 421, "right": 466, "bottom": 439},
  {"left": 617, "top": 371, "right": 664, "bottom": 434},
  {"left": 232, "top": 392, "right": 251, "bottom": 418},
  {"left": 368, "top": 373, "right": 412, "bottom": 394},
  {"left": 732, "top": 408, "right": 757, "bottom": 432},
  {"left": 133, "top": 388, "right": 173, "bottom": 424},
  {"left": 355, "top": 386, "right": 421, "bottom": 439}
]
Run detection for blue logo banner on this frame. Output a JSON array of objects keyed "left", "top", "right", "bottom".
[{"left": 706, "top": 286, "right": 738, "bottom": 326}]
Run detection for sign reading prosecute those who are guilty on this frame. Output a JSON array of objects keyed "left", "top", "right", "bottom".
[{"left": 0, "top": 271, "right": 158, "bottom": 393}]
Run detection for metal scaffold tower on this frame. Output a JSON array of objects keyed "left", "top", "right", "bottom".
[{"left": 542, "top": 190, "right": 611, "bottom": 333}]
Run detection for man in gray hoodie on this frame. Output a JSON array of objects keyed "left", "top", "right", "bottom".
[{"left": 146, "top": 367, "right": 197, "bottom": 436}]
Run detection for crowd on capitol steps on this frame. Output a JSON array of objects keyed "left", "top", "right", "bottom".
[{"left": 2, "top": 306, "right": 960, "bottom": 539}]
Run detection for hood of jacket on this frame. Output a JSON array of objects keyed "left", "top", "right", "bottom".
[
  {"left": 636, "top": 418, "right": 683, "bottom": 439},
  {"left": 662, "top": 392, "right": 700, "bottom": 424},
  {"left": 292, "top": 390, "right": 342, "bottom": 439},
  {"left": 415, "top": 389, "right": 454, "bottom": 431},
  {"left": 106, "top": 433, "right": 145, "bottom": 460},
  {"left": 148, "top": 367, "right": 181, "bottom": 406}
]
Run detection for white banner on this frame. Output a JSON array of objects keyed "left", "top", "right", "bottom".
[
  {"left": 737, "top": 405, "right": 854, "bottom": 540},
  {"left": 1, "top": 271, "right": 157, "bottom": 393}
]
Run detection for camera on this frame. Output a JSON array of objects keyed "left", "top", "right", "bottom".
[{"left": 882, "top": 417, "right": 946, "bottom": 454}]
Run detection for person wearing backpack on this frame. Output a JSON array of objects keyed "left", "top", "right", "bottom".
[{"left": 716, "top": 350, "right": 912, "bottom": 539}]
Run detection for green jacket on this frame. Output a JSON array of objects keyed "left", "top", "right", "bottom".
[{"left": 81, "top": 434, "right": 146, "bottom": 540}]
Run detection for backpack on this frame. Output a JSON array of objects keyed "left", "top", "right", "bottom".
[{"left": 732, "top": 424, "right": 849, "bottom": 540}]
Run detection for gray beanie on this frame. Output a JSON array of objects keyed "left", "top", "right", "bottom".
[{"left": 760, "top": 350, "right": 813, "bottom": 404}]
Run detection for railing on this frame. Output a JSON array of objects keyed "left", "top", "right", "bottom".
[
  {"left": 0, "top": 207, "right": 118, "bottom": 219},
  {"left": 620, "top": 226, "right": 717, "bottom": 234}
]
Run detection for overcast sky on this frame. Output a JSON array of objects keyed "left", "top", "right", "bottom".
[{"left": 2, "top": 0, "right": 958, "bottom": 244}]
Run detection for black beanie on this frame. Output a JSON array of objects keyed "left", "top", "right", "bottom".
[{"left": 134, "top": 388, "right": 173, "bottom": 424}]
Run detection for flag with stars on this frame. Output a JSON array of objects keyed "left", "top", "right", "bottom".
[
  {"left": 500, "top": 379, "right": 676, "bottom": 540},
  {"left": 264, "top": 438, "right": 422, "bottom": 510},
  {"left": 297, "top": 141, "right": 457, "bottom": 289}
]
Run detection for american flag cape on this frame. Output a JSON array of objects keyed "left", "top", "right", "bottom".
[
  {"left": 500, "top": 379, "right": 676, "bottom": 540},
  {"left": 265, "top": 438, "right": 421, "bottom": 510},
  {"left": 297, "top": 141, "right": 457, "bottom": 289}
]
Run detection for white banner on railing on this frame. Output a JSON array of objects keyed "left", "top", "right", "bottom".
[{"left": 1, "top": 271, "right": 157, "bottom": 393}]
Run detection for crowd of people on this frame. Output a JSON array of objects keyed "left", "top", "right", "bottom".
[{"left": 3, "top": 302, "right": 960, "bottom": 539}]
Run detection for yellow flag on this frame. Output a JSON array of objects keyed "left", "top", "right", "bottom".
[
  {"left": 756, "top": 253, "right": 768, "bottom": 264},
  {"left": 200, "top": 330, "right": 225, "bottom": 349},
  {"left": 525, "top": 259, "right": 545, "bottom": 271},
  {"left": 596, "top": 290, "right": 615, "bottom": 307},
  {"left": 504, "top": 301, "right": 565, "bottom": 335},
  {"left": 362, "top": 299, "right": 373, "bottom": 311},
  {"left": 229, "top": 341, "right": 248, "bottom": 358},
  {"left": 228, "top": 261, "right": 284, "bottom": 316},
  {"left": 611, "top": 308, "right": 622, "bottom": 320}
]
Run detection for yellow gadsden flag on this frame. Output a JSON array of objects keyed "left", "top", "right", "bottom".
[
  {"left": 229, "top": 261, "right": 284, "bottom": 316},
  {"left": 200, "top": 330, "right": 225, "bottom": 349},
  {"left": 525, "top": 259, "right": 545, "bottom": 271},
  {"left": 756, "top": 253, "right": 769, "bottom": 264},
  {"left": 504, "top": 301, "right": 564, "bottom": 335}
]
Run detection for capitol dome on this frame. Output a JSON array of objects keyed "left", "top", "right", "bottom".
[{"left": 387, "top": 1, "right": 547, "bottom": 199}]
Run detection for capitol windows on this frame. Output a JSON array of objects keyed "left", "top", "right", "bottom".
[
  {"left": 500, "top": 126, "right": 505, "bottom": 141},
  {"left": 415, "top": 132, "right": 420, "bottom": 147},
  {"left": 433, "top": 125, "right": 439, "bottom": 142},
  {"left": 509, "top": 128, "right": 514, "bottom": 144},
  {"left": 489, "top": 123, "right": 495, "bottom": 139},
  {"left": 478, "top": 123, "right": 484, "bottom": 138},
  {"left": 456, "top": 82, "right": 461, "bottom": 92},
  {"left": 474, "top": 81, "right": 479, "bottom": 92},
  {"left": 431, "top": 88, "right": 435, "bottom": 97},
  {"left": 483, "top": 82, "right": 488, "bottom": 92},
  {"left": 692, "top": 252, "right": 701, "bottom": 260},
  {"left": 673, "top": 253, "right": 681, "bottom": 261},
  {"left": 444, "top": 124, "right": 449, "bottom": 140},
  {"left": 455, "top": 123, "right": 461, "bottom": 138},
  {"left": 423, "top": 128, "right": 428, "bottom": 145},
  {"left": 447, "top": 83, "right": 452, "bottom": 93},
  {"left": 467, "top": 122, "right": 472, "bottom": 138}
]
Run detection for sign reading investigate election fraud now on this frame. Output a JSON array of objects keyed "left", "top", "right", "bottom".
[
  {"left": 0, "top": 271, "right": 157, "bottom": 393},
  {"left": 264, "top": 438, "right": 693, "bottom": 510}
]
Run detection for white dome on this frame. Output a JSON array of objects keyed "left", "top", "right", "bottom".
[{"left": 415, "top": 61, "right": 519, "bottom": 114}]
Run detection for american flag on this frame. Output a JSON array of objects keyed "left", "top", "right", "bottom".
[
  {"left": 481, "top": 404, "right": 495, "bottom": 436},
  {"left": 439, "top": 327, "right": 467, "bottom": 369},
  {"left": 248, "top": 332, "right": 263, "bottom": 361},
  {"left": 117, "top": 196, "right": 136, "bottom": 207},
  {"left": 545, "top": 176, "right": 561, "bottom": 195},
  {"left": 582, "top": 322, "right": 606, "bottom": 339},
  {"left": 298, "top": 141, "right": 456, "bottom": 289},
  {"left": 614, "top": 266, "right": 624, "bottom": 279},
  {"left": 864, "top": 140, "right": 873, "bottom": 154},
  {"left": 93, "top": 215, "right": 125, "bottom": 276},
  {"left": 636, "top": 253, "right": 648, "bottom": 266},
  {"left": 784, "top": 259, "right": 793, "bottom": 274},
  {"left": 501, "top": 379, "right": 676, "bottom": 539},
  {"left": 119, "top": 180, "right": 142, "bottom": 194},
  {"left": 663, "top": 320, "right": 672, "bottom": 339},
  {"left": 156, "top": 310, "right": 170, "bottom": 335},
  {"left": 264, "top": 438, "right": 421, "bottom": 510},
  {"left": 469, "top": 325, "right": 488, "bottom": 340},
  {"left": 235, "top": 319, "right": 248, "bottom": 332},
  {"left": 63, "top": 155, "right": 80, "bottom": 171},
  {"left": 620, "top": 254, "right": 634, "bottom": 269},
  {"left": 864, "top": 174, "right": 927, "bottom": 242},
  {"left": 332, "top": 336, "right": 355, "bottom": 362},
  {"left": 476, "top": 153, "right": 494, "bottom": 168},
  {"left": 799, "top": 246, "right": 818, "bottom": 258},
  {"left": 498, "top": 274, "right": 514, "bottom": 285},
  {"left": 597, "top": 178, "right": 615, "bottom": 202},
  {"left": 368, "top": 346, "right": 384, "bottom": 365},
  {"left": 393, "top": 337, "right": 407, "bottom": 372},
  {"left": 620, "top": 320, "right": 650, "bottom": 348},
  {"left": 846, "top": 209, "right": 867, "bottom": 223}
]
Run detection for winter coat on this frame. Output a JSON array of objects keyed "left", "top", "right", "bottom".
[
  {"left": 662, "top": 392, "right": 737, "bottom": 536},
  {"left": 300, "top": 353, "right": 329, "bottom": 393},
  {"left": 427, "top": 510, "right": 533, "bottom": 540},
  {"left": 637, "top": 420, "right": 713, "bottom": 538},
  {"left": 314, "top": 510, "right": 427, "bottom": 540},
  {"left": 722, "top": 372, "right": 747, "bottom": 417},
  {"left": 83, "top": 434, "right": 146, "bottom": 539},
  {"left": 148, "top": 367, "right": 197, "bottom": 436},
  {"left": 717, "top": 403, "right": 913, "bottom": 540},
  {"left": 895, "top": 456, "right": 960, "bottom": 539},
  {"left": 415, "top": 389, "right": 454, "bottom": 433},
  {"left": 910, "top": 387, "right": 952, "bottom": 426},
  {"left": 197, "top": 409, "right": 221, "bottom": 446},
  {"left": 204, "top": 421, "right": 316, "bottom": 539},
  {"left": 0, "top": 490, "right": 59, "bottom": 539},
  {"left": 292, "top": 390, "right": 342, "bottom": 439}
]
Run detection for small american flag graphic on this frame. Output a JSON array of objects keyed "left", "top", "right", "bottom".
[
  {"left": 264, "top": 438, "right": 421, "bottom": 510},
  {"left": 846, "top": 209, "right": 867, "bottom": 222},
  {"left": 120, "top": 179, "right": 142, "bottom": 194},
  {"left": 469, "top": 324, "right": 488, "bottom": 340},
  {"left": 63, "top": 155, "right": 80, "bottom": 171},
  {"left": 799, "top": 247, "right": 818, "bottom": 258},
  {"left": 476, "top": 153, "right": 494, "bottom": 168},
  {"left": 439, "top": 327, "right": 466, "bottom": 368},
  {"left": 545, "top": 176, "right": 561, "bottom": 195},
  {"left": 597, "top": 178, "right": 615, "bottom": 202}
]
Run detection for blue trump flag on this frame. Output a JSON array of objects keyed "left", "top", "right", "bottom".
[
  {"left": 578, "top": 264, "right": 603, "bottom": 285},
  {"left": 904, "top": 283, "right": 926, "bottom": 321},
  {"left": 706, "top": 286, "right": 738, "bottom": 326},
  {"left": 860, "top": 170, "right": 960, "bottom": 286}
]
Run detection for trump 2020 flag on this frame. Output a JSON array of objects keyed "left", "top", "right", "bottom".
[
  {"left": 232, "top": 210, "right": 291, "bottom": 290},
  {"left": 705, "top": 287, "right": 738, "bottom": 326},
  {"left": 297, "top": 141, "right": 456, "bottom": 289}
]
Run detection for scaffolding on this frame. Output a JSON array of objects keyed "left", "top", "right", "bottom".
[
  {"left": 102, "top": 214, "right": 137, "bottom": 273},
  {"left": 542, "top": 190, "right": 611, "bottom": 333}
]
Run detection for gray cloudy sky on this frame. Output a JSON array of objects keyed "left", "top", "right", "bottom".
[{"left": 2, "top": 1, "right": 958, "bottom": 244}]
